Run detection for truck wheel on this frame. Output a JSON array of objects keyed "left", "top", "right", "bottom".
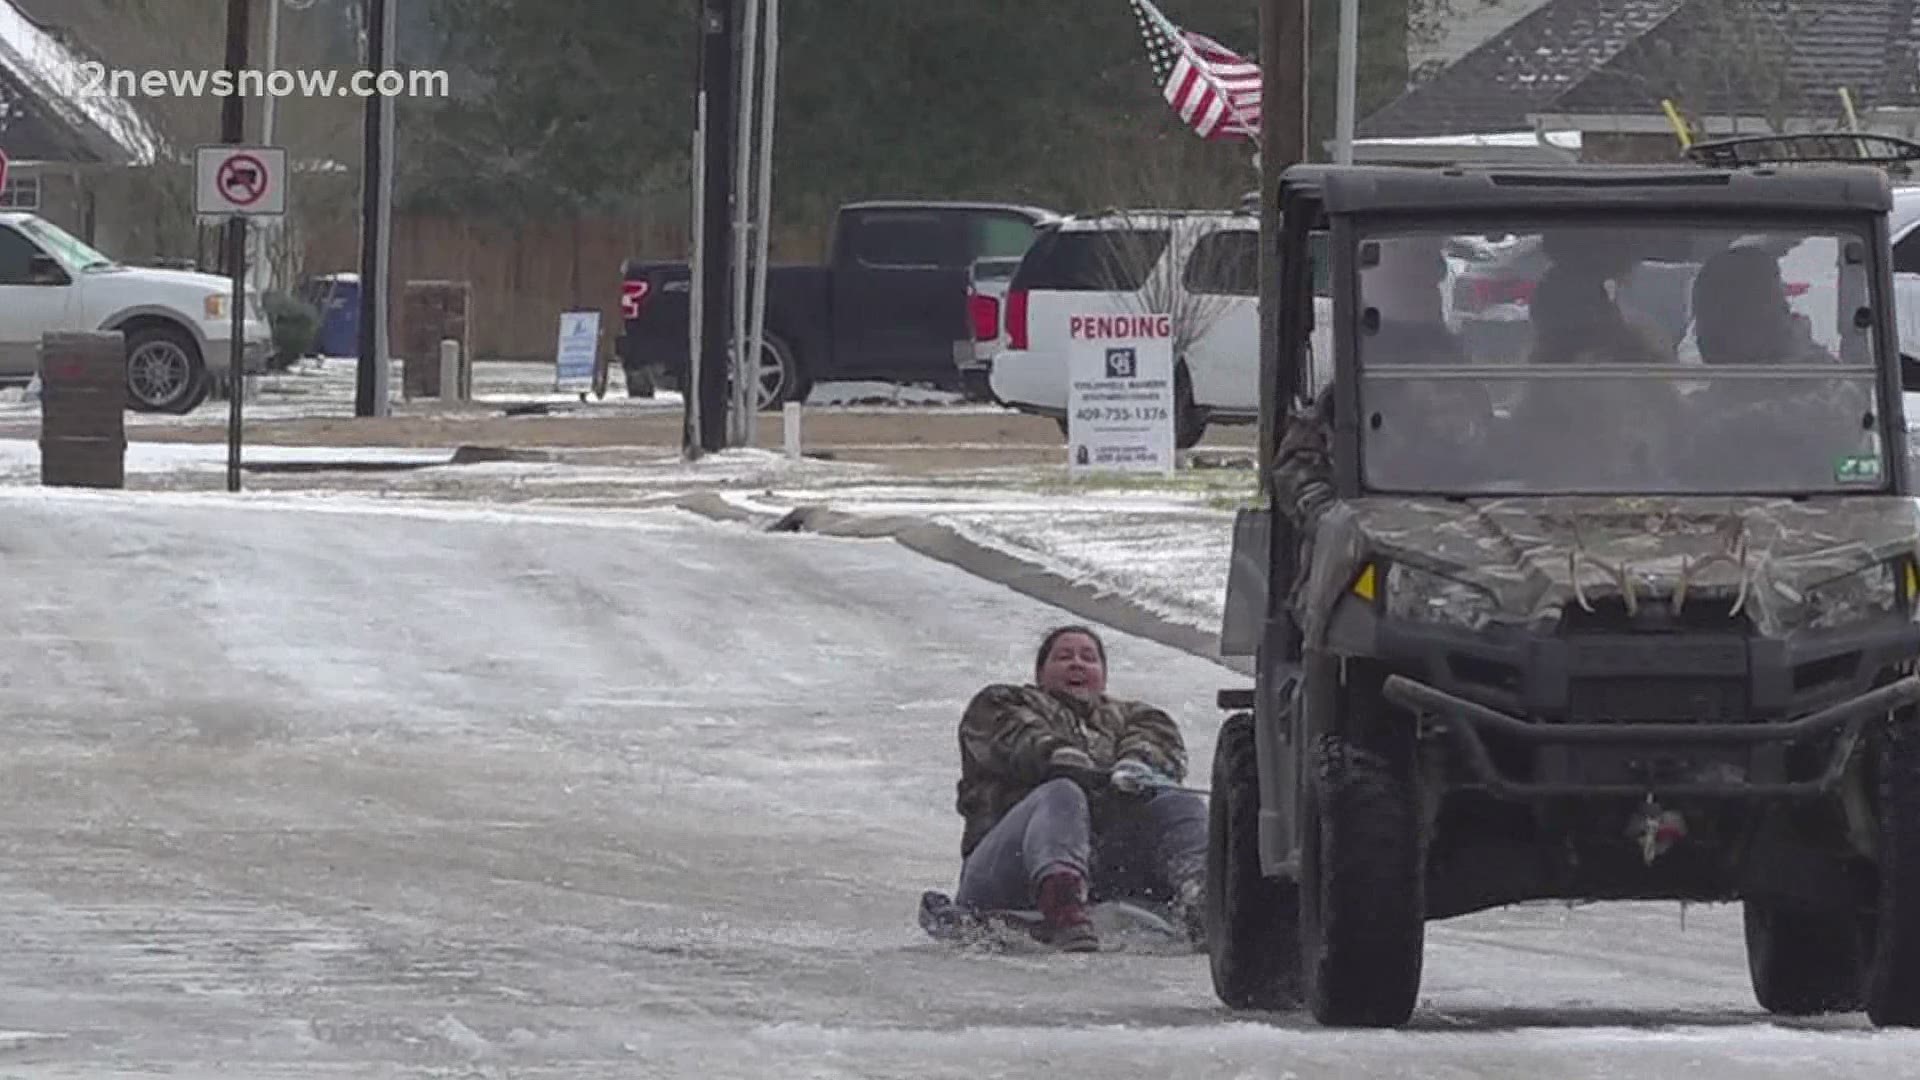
[
  {"left": 753, "top": 334, "right": 802, "bottom": 411},
  {"left": 1207, "top": 711, "right": 1301, "bottom": 1010},
  {"left": 1744, "top": 898, "right": 1862, "bottom": 1015},
  {"left": 1175, "top": 364, "right": 1207, "bottom": 450},
  {"left": 1300, "top": 731, "right": 1424, "bottom": 1027},
  {"left": 1866, "top": 705, "right": 1920, "bottom": 1026},
  {"left": 960, "top": 370, "right": 999, "bottom": 405},
  {"left": 125, "top": 324, "right": 209, "bottom": 414}
]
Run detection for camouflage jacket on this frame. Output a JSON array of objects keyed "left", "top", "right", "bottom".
[
  {"left": 1273, "top": 385, "right": 1336, "bottom": 529},
  {"left": 955, "top": 684, "right": 1187, "bottom": 858}
]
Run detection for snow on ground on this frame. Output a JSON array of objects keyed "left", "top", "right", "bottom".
[
  {"left": 0, "top": 438, "right": 455, "bottom": 478},
  {"left": 0, "top": 489, "right": 1911, "bottom": 1076},
  {"left": 717, "top": 477, "right": 1250, "bottom": 631},
  {"left": 0, "top": 360, "right": 1002, "bottom": 426}
]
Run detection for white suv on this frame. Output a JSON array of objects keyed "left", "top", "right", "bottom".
[
  {"left": 0, "top": 213, "right": 271, "bottom": 413},
  {"left": 989, "top": 209, "right": 1331, "bottom": 447}
]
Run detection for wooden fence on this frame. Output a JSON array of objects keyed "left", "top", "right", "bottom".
[{"left": 301, "top": 214, "right": 691, "bottom": 361}]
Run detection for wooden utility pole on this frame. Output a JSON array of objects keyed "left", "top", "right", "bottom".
[
  {"left": 220, "top": 0, "right": 249, "bottom": 492},
  {"left": 685, "top": 0, "right": 738, "bottom": 455},
  {"left": 1256, "top": 0, "right": 1310, "bottom": 474}
]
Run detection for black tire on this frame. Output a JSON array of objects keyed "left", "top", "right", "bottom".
[
  {"left": 1174, "top": 364, "right": 1207, "bottom": 450},
  {"left": 1744, "top": 898, "right": 1862, "bottom": 1016},
  {"left": 1866, "top": 706, "right": 1920, "bottom": 1026},
  {"left": 1300, "top": 732, "right": 1424, "bottom": 1027},
  {"left": 124, "top": 323, "right": 209, "bottom": 414},
  {"left": 960, "top": 369, "right": 1000, "bottom": 405},
  {"left": 754, "top": 334, "right": 803, "bottom": 410},
  {"left": 1206, "top": 711, "right": 1301, "bottom": 1010},
  {"left": 623, "top": 364, "right": 657, "bottom": 399}
]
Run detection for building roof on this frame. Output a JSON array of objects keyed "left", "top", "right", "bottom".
[
  {"left": 0, "top": 0, "right": 159, "bottom": 165},
  {"left": 1360, "top": 0, "right": 1920, "bottom": 139},
  {"left": 1360, "top": 0, "right": 1684, "bottom": 137}
]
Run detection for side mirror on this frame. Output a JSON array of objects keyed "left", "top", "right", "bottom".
[{"left": 26, "top": 254, "right": 67, "bottom": 285}]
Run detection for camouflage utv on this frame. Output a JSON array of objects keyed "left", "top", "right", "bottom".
[{"left": 1208, "top": 143, "right": 1920, "bottom": 1029}]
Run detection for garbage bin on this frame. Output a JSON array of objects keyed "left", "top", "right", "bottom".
[{"left": 305, "top": 273, "right": 362, "bottom": 358}]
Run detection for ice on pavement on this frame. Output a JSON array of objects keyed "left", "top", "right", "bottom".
[{"left": 0, "top": 489, "right": 1913, "bottom": 1076}]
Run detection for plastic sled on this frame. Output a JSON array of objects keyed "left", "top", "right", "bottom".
[{"left": 917, "top": 889, "right": 1195, "bottom": 954}]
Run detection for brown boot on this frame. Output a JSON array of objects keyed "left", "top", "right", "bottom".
[{"left": 1034, "top": 870, "right": 1099, "bottom": 952}]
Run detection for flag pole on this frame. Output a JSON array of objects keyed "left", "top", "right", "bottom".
[{"left": 1334, "top": 0, "right": 1357, "bottom": 163}]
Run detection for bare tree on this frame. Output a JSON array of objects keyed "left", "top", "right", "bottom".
[{"left": 1076, "top": 211, "right": 1247, "bottom": 368}]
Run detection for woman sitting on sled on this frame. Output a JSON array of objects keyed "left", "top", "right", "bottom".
[{"left": 946, "top": 624, "right": 1208, "bottom": 952}]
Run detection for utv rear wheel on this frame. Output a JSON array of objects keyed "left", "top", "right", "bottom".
[
  {"left": 1866, "top": 705, "right": 1920, "bottom": 1026},
  {"left": 1300, "top": 732, "right": 1424, "bottom": 1027},
  {"left": 1744, "top": 898, "right": 1862, "bottom": 1015},
  {"left": 1206, "top": 711, "right": 1300, "bottom": 1010}
]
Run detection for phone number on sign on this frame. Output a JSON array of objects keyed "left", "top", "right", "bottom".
[{"left": 1074, "top": 406, "right": 1170, "bottom": 423}]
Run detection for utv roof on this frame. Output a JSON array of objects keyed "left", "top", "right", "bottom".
[{"left": 1282, "top": 163, "right": 1892, "bottom": 216}]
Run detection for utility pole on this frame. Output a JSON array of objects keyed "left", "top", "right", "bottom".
[
  {"left": 1256, "top": 0, "right": 1309, "bottom": 473},
  {"left": 356, "top": 0, "right": 395, "bottom": 418},
  {"left": 685, "top": 0, "right": 737, "bottom": 455},
  {"left": 221, "top": 0, "right": 249, "bottom": 494},
  {"left": 728, "top": 0, "right": 761, "bottom": 448}
]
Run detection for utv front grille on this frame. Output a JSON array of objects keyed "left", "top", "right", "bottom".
[
  {"left": 1560, "top": 595, "right": 1751, "bottom": 633},
  {"left": 1566, "top": 677, "right": 1748, "bottom": 723}
]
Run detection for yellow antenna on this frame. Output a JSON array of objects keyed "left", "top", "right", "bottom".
[
  {"left": 1661, "top": 99, "right": 1693, "bottom": 149},
  {"left": 1840, "top": 87, "right": 1861, "bottom": 131}
]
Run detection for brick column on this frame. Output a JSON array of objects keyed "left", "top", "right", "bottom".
[
  {"left": 400, "top": 281, "right": 473, "bottom": 399},
  {"left": 39, "top": 331, "right": 127, "bottom": 490}
]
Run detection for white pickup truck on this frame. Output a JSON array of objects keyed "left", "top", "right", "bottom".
[{"left": 0, "top": 212, "right": 271, "bottom": 413}]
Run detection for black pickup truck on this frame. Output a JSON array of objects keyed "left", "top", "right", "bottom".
[{"left": 617, "top": 200, "right": 1058, "bottom": 407}]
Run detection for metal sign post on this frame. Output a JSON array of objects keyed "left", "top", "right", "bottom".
[{"left": 195, "top": 144, "right": 289, "bottom": 493}]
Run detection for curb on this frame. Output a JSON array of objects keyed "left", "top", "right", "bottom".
[{"left": 671, "top": 491, "right": 1253, "bottom": 679}]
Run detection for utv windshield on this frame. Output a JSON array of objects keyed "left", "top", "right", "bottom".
[{"left": 1356, "top": 220, "right": 1889, "bottom": 495}]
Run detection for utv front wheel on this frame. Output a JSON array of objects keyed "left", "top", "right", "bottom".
[
  {"left": 1300, "top": 732, "right": 1424, "bottom": 1027},
  {"left": 1866, "top": 705, "right": 1920, "bottom": 1026},
  {"left": 1206, "top": 711, "right": 1300, "bottom": 1010},
  {"left": 1744, "top": 898, "right": 1861, "bottom": 1015}
]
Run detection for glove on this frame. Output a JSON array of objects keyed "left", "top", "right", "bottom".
[
  {"left": 1045, "top": 746, "right": 1107, "bottom": 790},
  {"left": 1110, "top": 758, "right": 1170, "bottom": 795}
]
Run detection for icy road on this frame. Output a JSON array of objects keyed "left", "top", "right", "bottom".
[{"left": 0, "top": 490, "right": 1915, "bottom": 1078}]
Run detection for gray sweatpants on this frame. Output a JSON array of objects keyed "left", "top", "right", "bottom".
[{"left": 954, "top": 776, "right": 1208, "bottom": 911}]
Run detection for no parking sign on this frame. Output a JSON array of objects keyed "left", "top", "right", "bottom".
[{"left": 195, "top": 145, "right": 287, "bottom": 218}]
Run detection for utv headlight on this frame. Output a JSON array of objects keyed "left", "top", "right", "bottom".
[
  {"left": 1381, "top": 562, "right": 1500, "bottom": 631},
  {"left": 1776, "top": 562, "right": 1902, "bottom": 631}
]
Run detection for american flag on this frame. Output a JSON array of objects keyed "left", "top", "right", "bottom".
[{"left": 1128, "top": 0, "right": 1262, "bottom": 142}]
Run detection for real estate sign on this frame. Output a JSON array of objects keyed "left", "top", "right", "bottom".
[{"left": 1066, "top": 313, "right": 1176, "bottom": 476}]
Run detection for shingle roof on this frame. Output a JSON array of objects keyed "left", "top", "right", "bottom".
[
  {"left": 1358, "top": 0, "right": 1685, "bottom": 137},
  {"left": 1552, "top": 0, "right": 1920, "bottom": 118},
  {"left": 0, "top": 0, "right": 158, "bottom": 164},
  {"left": 1359, "top": 0, "right": 1920, "bottom": 138}
]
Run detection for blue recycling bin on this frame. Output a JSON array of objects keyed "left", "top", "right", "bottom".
[{"left": 305, "top": 273, "right": 362, "bottom": 358}]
